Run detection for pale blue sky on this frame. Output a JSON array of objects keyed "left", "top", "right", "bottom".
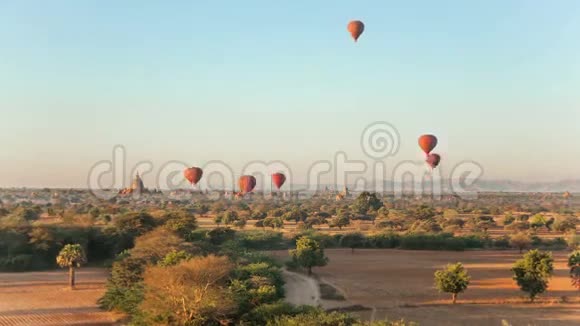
[{"left": 1, "top": 1, "right": 579, "bottom": 188}]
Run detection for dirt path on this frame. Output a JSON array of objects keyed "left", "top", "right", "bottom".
[
  {"left": 281, "top": 269, "right": 321, "bottom": 307},
  {"left": 0, "top": 268, "right": 121, "bottom": 326}
]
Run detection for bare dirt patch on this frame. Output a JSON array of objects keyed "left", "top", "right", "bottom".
[
  {"left": 275, "top": 249, "right": 580, "bottom": 325},
  {"left": 0, "top": 268, "right": 121, "bottom": 326}
]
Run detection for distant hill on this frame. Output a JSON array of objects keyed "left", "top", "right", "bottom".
[
  {"left": 292, "top": 179, "right": 580, "bottom": 194},
  {"left": 464, "top": 179, "right": 580, "bottom": 193}
]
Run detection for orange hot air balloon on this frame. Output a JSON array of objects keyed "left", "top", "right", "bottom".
[
  {"left": 426, "top": 153, "right": 441, "bottom": 169},
  {"left": 238, "top": 175, "right": 257, "bottom": 194},
  {"left": 347, "top": 20, "right": 365, "bottom": 42},
  {"left": 418, "top": 134, "right": 438, "bottom": 155},
  {"left": 184, "top": 167, "right": 203, "bottom": 185},
  {"left": 272, "top": 173, "right": 286, "bottom": 190}
]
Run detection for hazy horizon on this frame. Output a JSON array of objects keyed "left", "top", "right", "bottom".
[{"left": 1, "top": 1, "right": 579, "bottom": 188}]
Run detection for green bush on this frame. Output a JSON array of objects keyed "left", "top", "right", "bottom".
[
  {"left": 207, "top": 227, "right": 236, "bottom": 245},
  {"left": 291, "top": 231, "right": 339, "bottom": 249},
  {"left": 238, "top": 230, "right": 287, "bottom": 250},
  {"left": 493, "top": 236, "right": 511, "bottom": 249},
  {"left": 367, "top": 233, "right": 401, "bottom": 248},
  {"left": 540, "top": 237, "right": 568, "bottom": 250},
  {"left": 0, "top": 254, "right": 35, "bottom": 271},
  {"left": 240, "top": 302, "right": 315, "bottom": 325},
  {"left": 266, "top": 309, "right": 357, "bottom": 325},
  {"left": 399, "top": 233, "right": 467, "bottom": 251}
]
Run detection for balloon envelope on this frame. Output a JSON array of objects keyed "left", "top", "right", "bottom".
[
  {"left": 418, "top": 134, "right": 438, "bottom": 155},
  {"left": 238, "top": 175, "right": 257, "bottom": 194},
  {"left": 426, "top": 153, "right": 441, "bottom": 169},
  {"left": 272, "top": 173, "right": 286, "bottom": 190},
  {"left": 184, "top": 167, "right": 203, "bottom": 185},
  {"left": 347, "top": 20, "right": 365, "bottom": 42}
]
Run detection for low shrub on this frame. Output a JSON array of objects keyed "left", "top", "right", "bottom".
[{"left": 238, "top": 230, "right": 287, "bottom": 250}]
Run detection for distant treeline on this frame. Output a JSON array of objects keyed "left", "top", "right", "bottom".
[
  {"left": 0, "top": 223, "right": 569, "bottom": 272},
  {"left": 236, "top": 230, "right": 568, "bottom": 252}
]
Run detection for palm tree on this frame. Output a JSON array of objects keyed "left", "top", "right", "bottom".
[{"left": 56, "top": 244, "right": 87, "bottom": 289}]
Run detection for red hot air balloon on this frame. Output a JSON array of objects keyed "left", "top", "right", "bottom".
[
  {"left": 426, "top": 153, "right": 441, "bottom": 169},
  {"left": 184, "top": 167, "right": 203, "bottom": 185},
  {"left": 418, "top": 134, "right": 438, "bottom": 155},
  {"left": 272, "top": 173, "right": 286, "bottom": 190},
  {"left": 347, "top": 20, "right": 365, "bottom": 42},
  {"left": 238, "top": 175, "right": 257, "bottom": 194}
]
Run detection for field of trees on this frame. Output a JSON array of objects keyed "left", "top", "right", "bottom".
[
  {"left": 272, "top": 249, "right": 580, "bottom": 326},
  {"left": 0, "top": 188, "right": 578, "bottom": 325}
]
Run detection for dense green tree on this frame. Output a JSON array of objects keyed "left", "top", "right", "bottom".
[
  {"left": 282, "top": 207, "right": 308, "bottom": 223},
  {"left": 263, "top": 217, "right": 284, "bottom": 229},
  {"left": 265, "top": 309, "right": 417, "bottom": 326},
  {"left": 163, "top": 210, "right": 198, "bottom": 238},
  {"left": 529, "top": 214, "right": 547, "bottom": 231},
  {"left": 99, "top": 256, "right": 145, "bottom": 314},
  {"left": 266, "top": 310, "right": 357, "bottom": 326},
  {"left": 568, "top": 250, "right": 580, "bottom": 290},
  {"left": 289, "top": 236, "right": 328, "bottom": 275},
  {"left": 340, "top": 232, "right": 366, "bottom": 253},
  {"left": 511, "top": 249, "right": 554, "bottom": 302},
  {"left": 434, "top": 262, "right": 470, "bottom": 304},
  {"left": 329, "top": 214, "right": 350, "bottom": 230},
  {"left": 207, "top": 227, "right": 236, "bottom": 245},
  {"left": 114, "top": 211, "right": 156, "bottom": 237},
  {"left": 351, "top": 192, "right": 383, "bottom": 215},
  {"left": 222, "top": 210, "right": 239, "bottom": 225}
]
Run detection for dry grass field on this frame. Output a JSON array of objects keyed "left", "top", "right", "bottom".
[
  {"left": 275, "top": 249, "right": 580, "bottom": 326},
  {"left": 0, "top": 268, "right": 121, "bottom": 326}
]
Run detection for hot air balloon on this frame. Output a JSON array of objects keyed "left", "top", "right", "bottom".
[
  {"left": 347, "top": 20, "right": 364, "bottom": 42},
  {"left": 184, "top": 167, "right": 203, "bottom": 185},
  {"left": 238, "top": 175, "right": 257, "bottom": 194},
  {"left": 418, "top": 134, "right": 438, "bottom": 155},
  {"left": 426, "top": 153, "right": 441, "bottom": 169},
  {"left": 272, "top": 173, "right": 286, "bottom": 190}
]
